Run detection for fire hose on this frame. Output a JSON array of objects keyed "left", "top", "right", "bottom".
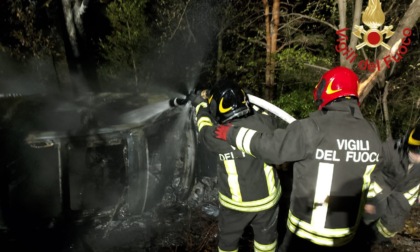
[
  {"left": 247, "top": 94, "right": 296, "bottom": 124},
  {"left": 169, "top": 91, "right": 296, "bottom": 124}
]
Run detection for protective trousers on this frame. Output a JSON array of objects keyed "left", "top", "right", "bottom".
[
  {"left": 278, "top": 224, "right": 372, "bottom": 252},
  {"left": 218, "top": 205, "right": 278, "bottom": 252}
]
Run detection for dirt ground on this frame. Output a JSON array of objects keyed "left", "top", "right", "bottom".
[
  {"left": 2, "top": 180, "right": 420, "bottom": 252},
  {"left": 86, "top": 199, "right": 420, "bottom": 252},
  {"left": 370, "top": 204, "right": 420, "bottom": 252},
  {"left": 168, "top": 204, "right": 420, "bottom": 252}
]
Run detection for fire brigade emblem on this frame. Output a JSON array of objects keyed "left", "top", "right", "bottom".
[{"left": 353, "top": 0, "right": 394, "bottom": 50}]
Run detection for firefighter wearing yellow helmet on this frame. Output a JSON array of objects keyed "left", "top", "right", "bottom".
[{"left": 191, "top": 79, "right": 281, "bottom": 252}]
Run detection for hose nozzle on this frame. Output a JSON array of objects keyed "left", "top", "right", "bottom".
[
  {"left": 169, "top": 97, "right": 189, "bottom": 107},
  {"left": 169, "top": 88, "right": 209, "bottom": 107}
]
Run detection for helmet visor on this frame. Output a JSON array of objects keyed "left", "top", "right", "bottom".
[
  {"left": 408, "top": 145, "right": 420, "bottom": 154},
  {"left": 222, "top": 89, "right": 246, "bottom": 109}
]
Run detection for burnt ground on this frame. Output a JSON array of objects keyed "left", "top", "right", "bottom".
[{"left": 1, "top": 176, "right": 420, "bottom": 252}]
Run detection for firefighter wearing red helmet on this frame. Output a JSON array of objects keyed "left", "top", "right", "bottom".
[
  {"left": 364, "top": 125, "right": 420, "bottom": 243},
  {"left": 191, "top": 80, "right": 281, "bottom": 252},
  {"left": 214, "top": 66, "right": 383, "bottom": 252},
  {"left": 313, "top": 66, "right": 359, "bottom": 110}
]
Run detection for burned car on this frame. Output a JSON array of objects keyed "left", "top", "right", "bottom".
[{"left": 0, "top": 92, "right": 201, "bottom": 231}]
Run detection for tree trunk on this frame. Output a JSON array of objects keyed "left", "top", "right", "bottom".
[
  {"left": 126, "top": 21, "right": 139, "bottom": 90},
  {"left": 60, "top": 0, "right": 98, "bottom": 95},
  {"left": 358, "top": 0, "right": 420, "bottom": 103},
  {"left": 382, "top": 80, "right": 392, "bottom": 138},
  {"left": 337, "top": 0, "right": 347, "bottom": 67},
  {"left": 345, "top": 0, "right": 363, "bottom": 69},
  {"left": 61, "top": 0, "right": 80, "bottom": 95},
  {"left": 262, "top": 0, "right": 280, "bottom": 101}
]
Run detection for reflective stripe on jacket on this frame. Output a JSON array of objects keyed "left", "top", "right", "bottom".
[
  {"left": 225, "top": 100, "right": 383, "bottom": 246},
  {"left": 195, "top": 101, "right": 282, "bottom": 212}
]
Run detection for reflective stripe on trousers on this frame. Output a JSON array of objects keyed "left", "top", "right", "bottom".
[
  {"left": 287, "top": 211, "right": 355, "bottom": 247},
  {"left": 254, "top": 240, "right": 277, "bottom": 252}
]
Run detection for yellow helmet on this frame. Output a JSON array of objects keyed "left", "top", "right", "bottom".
[
  {"left": 208, "top": 80, "right": 250, "bottom": 123},
  {"left": 407, "top": 125, "right": 420, "bottom": 154}
]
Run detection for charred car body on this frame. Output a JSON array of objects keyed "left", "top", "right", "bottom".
[{"left": 0, "top": 92, "right": 204, "bottom": 231}]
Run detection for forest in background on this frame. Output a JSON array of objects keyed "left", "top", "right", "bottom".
[{"left": 0, "top": 0, "right": 419, "bottom": 139}]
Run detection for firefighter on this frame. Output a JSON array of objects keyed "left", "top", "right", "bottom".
[
  {"left": 213, "top": 66, "right": 383, "bottom": 252},
  {"left": 191, "top": 80, "right": 281, "bottom": 252},
  {"left": 364, "top": 125, "right": 420, "bottom": 243}
]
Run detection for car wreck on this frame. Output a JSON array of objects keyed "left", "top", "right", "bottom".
[{"left": 0, "top": 92, "right": 220, "bottom": 251}]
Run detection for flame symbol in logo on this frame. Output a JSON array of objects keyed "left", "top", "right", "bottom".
[{"left": 353, "top": 0, "right": 394, "bottom": 50}]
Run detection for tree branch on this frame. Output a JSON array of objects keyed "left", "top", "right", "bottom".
[
  {"left": 304, "top": 63, "right": 330, "bottom": 72},
  {"left": 169, "top": 0, "right": 191, "bottom": 40},
  {"left": 285, "top": 13, "right": 338, "bottom": 31}
]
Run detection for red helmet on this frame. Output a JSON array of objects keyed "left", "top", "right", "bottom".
[{"left": 313, "top": 66, "right": 359, "bottom": 110}]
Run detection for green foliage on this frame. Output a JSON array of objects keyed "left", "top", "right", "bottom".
[
  {"left": 2, "top": 0, "right": 60, "bottom": 60},
  {"left": 277, "top": 47, "right": 332, "bottom": 74},
  {"left": 210, "top": 1, "right": 339, "bottom": 100},
  {"left": 301, "top": 0, "right": 338, "bottom": 24},
  {"left": 151, "top": 0, "right": 184, "bottom": 49},
  {"left": 270, "top": 47, "right": 332, "bottom": 118},
  {"left": 98, "top": 0, "right": 150, "bottom": 90},
  {"left": 273, "top": 90, "right": 314, "bottom": 119},
  {"left": 202, "top": 0, "right": 264, "bottom": 90}
]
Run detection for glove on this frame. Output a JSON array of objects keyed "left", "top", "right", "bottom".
[
  {"left": 214, "top": 123, "right": 232, "bottom": 141},
  {"left": 190, "top": 93, "right": 206, "bottom": 107}
]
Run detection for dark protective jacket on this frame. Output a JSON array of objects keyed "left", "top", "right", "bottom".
[
  {"left": 195, "top": 102, "right": 281, "bottom": 212},
  {"left": 366, "top": 139, "right": 420, "bottom": 237},
  {"left": 225, "top": 99, "right": 383, "bottom": 247}
]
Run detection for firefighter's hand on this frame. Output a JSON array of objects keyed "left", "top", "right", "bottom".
[
  {"left": 214, "top": 123, "right": 232, "bottom": 141},
  {"left": 190, "top": 94, "right": 206, "bottom": 107},
  {"left": 364, "top": 203, "right": 376, "bottom": 215}
]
